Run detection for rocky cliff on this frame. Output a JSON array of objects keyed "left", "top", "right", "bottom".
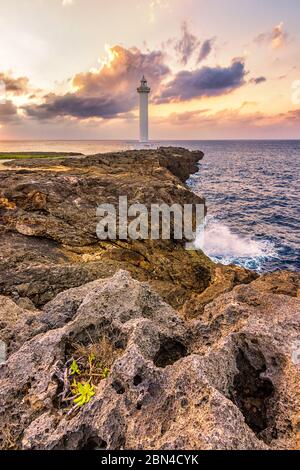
[
  {"left": 0, "top": 147, "right": 255, "bottom": 312},
  {"left": 0, "top": 147, "right": 299, "bottom": 450}
]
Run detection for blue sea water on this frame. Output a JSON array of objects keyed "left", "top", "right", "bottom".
[
  {"left": 0, "top": 139, "right": 299, "bottom": 272},
  {"left": 186, "top": 140, "right": 300, "bottom": 273}
]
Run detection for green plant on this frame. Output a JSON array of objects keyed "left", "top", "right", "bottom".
[
  {"left": 101, "top": 367, "right": 110, "bottom": 379},
  {"left": 0, "top": 153, "right": 78, "bottom": 160},
  {"left": 55, "top": 335, "right": 122, "bottom": 414},
  {"left": 70, "top": 359, "right": 81, "bottom": 376},
  {"left": 71, "top": 380, "right": 95, "bottom": 407}
]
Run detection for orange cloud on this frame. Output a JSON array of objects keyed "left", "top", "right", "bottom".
[
  {"left": 254, "top": 22, "right": 289, "bottom": 49},
  {"left": 163, "top": 107, "right": 300, "bottom": 131},
  {"left": 24, "top": 45, "right": 170, "bottom": 120}
]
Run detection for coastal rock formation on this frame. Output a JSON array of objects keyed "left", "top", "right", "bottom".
[
  {"left": 251, "top": 270, "right": 300, "bottom": 298},
  {"left": 0, "top": 147, "right": 255, "bottom": 313},
  {"left": 1, "top": 146, "right": 299, "bottom": 450},
  {"left": 0, "top": 271, "right": 299, "bottom": 450}
]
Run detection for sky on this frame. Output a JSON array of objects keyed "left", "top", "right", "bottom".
[{"left": 0, "top": 0, "right": 300, "bottom": 140}]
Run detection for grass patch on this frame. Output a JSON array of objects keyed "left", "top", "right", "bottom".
[{"left": 0, "top": 152, "right": 82, "bottom": 160}]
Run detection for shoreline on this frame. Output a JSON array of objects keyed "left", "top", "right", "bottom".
[{"left": 0, "top": 147, "right": 299, "bottom": 450}]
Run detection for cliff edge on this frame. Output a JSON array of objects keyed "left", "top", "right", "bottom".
[
  {"left": 0, "top": 147, "right": 299, "bottom": 450},
  {"left": 0, "top": 147, "right": 255, "bottom": 313}
]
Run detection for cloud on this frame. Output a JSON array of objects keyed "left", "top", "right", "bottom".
[
  {"left": 283, "top": 109, "right": 300, "bottom": 121},
  {"left": 155, "top": 59, "right": 246, "bottom": 103},
  {"left": 0, "top": 72, "right": 30, "bottom": 96},
  {"left": 167, "top": 108, "right": 210, "bottom": 124},
  {"left": 24, "top": 45, "right": 170, "bottom": 120},
  {"left": 172, "top": 23, "right": 215, "bottom": 65},
  {"left": 198, "top": 38, "right": 214, "bottom": 63},
  {"left": 162, "top": 106, "right": 300, "bottom": 133},
  {"left": 73, "top": 45, "right": 169, "bottom": 95},
  {"left": 249, "top": 76, "right": 267, "bottom": 85},
  {"left": 0, "top": 100, "right": 19, "bottom": 123},
  {"left": 174, "top": 22, "right": 200, "bottom": 65},
  {"left": 240, "top": 101, "right": 258, "bottom": 109},
  {"left": 25, "top": 93, "right": 134, "bottom": 120},
  {"left": 255, "top": 22, "right": 289, "bottom": 49}
]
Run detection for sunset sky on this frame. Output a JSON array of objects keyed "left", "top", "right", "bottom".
[{"left": 0, "top": 0, "right": 300, "bottom": 140}]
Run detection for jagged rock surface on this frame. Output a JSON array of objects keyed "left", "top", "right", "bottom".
[
  {"left": 0, "top": 271, "right": 299, "bottom": 450},
  {"left": 251, "top": 270, "right": 300, "bottom": 298},
  {"left": 0, "top": 147, "right": 255, "bottom": 313}
]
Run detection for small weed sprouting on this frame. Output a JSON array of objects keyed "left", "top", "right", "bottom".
[
  {"left": 54, "top": 336, "right": 122, "bottom": 415},
  {"left": 71, "top": 380, "right": 95, "bottom": 407},
  {"left": 70, "top": 359, "right": 81, "bottom": 376},
  {"left": 101, "top": 367, "right": 110, "bottom": 379}
]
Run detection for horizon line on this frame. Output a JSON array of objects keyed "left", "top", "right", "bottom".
[{"left": 1, "top": 138, "right": 300, "bottom": 143}]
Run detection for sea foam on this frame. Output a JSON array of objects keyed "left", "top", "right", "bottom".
[{"left": 194, "top": 218, "right": 277, "bottom": 271}]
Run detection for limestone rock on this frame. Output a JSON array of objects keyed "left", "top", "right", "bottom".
[
  {"left": 191, "top": 282, "right": 300, "bottom": 449},
  {"left": 0, "top": 295, "right": 43, "bottom": 356},
  {"left": 251, "top": 270, "right": 300, "bottom": 298},
  {"left": 0, "top": 271, "right": 299, "bottom": 450}
]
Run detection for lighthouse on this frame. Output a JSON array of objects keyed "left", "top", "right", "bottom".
[{"left": 137, "top": 76, "right": 150, "bottom": 143}]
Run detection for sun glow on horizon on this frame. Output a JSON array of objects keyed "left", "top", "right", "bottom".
[{"left": 0, "top": 0, "right": 299, "bottom": 139}]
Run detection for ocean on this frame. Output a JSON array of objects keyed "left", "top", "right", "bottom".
[{"left": 0, "top": 139, "right": 299, "bottom": 273}]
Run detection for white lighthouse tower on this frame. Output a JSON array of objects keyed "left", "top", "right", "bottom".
[{"left": 137, "top": 76, "right": 150, "bottom": 143}]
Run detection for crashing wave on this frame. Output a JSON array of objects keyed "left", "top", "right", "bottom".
[{"left": 194, "top": 218, "right": 278, "bottom": 271}]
